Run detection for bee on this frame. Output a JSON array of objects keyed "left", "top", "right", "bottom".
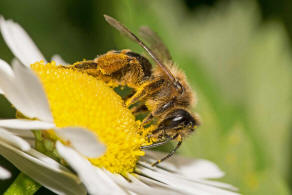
[{"left": 70, "top": 15, "right": 200, "bottom": 166}]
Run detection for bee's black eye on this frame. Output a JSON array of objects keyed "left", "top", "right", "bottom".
[
  {"left": 157, "top": 109, "right": 196, "bottom": 131},
  {"left": 173, "top": 116, "right": 183, "bottom": 122}
]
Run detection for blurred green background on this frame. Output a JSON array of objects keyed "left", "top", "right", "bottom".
[{"left": 0, "top": 0, "right": 291, "bottom": 194}]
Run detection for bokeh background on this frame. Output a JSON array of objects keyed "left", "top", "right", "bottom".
[{"left": 0, "top": 0, "right": 291, "bottom": 194}]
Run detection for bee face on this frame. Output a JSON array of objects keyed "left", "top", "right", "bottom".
[{"left": 152, "top": 109, "right": 199, "bottom": 139}]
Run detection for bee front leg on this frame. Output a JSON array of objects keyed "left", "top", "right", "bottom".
[
  {"left": 130, "top": 104, "right": 148, "bottom": 115},
  {"left": 151, "top": 139, "right": 182, "bottom": 166},
  {"left": 142, "top": 114, "right": 153, "bottom": 125},
  {"left": 125, "top": 88, "right": 147, "bottom": 107}
]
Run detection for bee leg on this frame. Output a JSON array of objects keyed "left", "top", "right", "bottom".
[
  {"left": 152, "top": 138, "right": 182, "bottom": 167},
  {"left": 65, "top": 60, "right": 103, "bottom": 78},
  {"left": 123, "top": 90, "right": 136, "bottom": 101},
  {"left": 126, "top": 79, "right": 164, "bottom": 107},
  {"left": 72, "top": 60, "right": 97, "bottom": 69},
  {"left": 140, "top": 134, "right": 172, "bottom": 149},
  {"left": 130, "top": 104, "right": 148, "bottom": 115},
  {"left": 125, "top": 89, "right": 147, "bottom": 107},
  {"left": 153, "top": 99, "right": 175, "bottom": 116},
  {"left": 142, "top": 113, "right": 153, "bottom": 125},
  {"left": 140, "top": 138, "right": 171, "bottom": 149}
]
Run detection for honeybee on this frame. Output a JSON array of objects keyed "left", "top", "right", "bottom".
[{"left": 70, "top": 15, "right": 200, "bottom": 166}]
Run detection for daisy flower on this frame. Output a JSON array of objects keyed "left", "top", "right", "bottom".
[{"left": 0, "top": 16, "right": 240, "bottom": 195}]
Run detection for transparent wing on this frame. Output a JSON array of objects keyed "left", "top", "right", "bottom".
[
  {"left": 139, "top": 26, "right": 172, "bottom": 64},
  {"left": 104, "top": 15, "right": 177, "bottom": 84}
]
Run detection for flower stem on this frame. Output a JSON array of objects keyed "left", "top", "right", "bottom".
[{"left": 4, "top": 172, "right": 41, "bottom": 195}]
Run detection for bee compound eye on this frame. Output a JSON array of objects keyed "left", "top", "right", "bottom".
[{"left": 172, "top": 116, "right": 183, "bottom": 122}]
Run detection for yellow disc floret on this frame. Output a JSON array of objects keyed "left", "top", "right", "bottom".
[{"left": 31, "top": 61, "right": 147, "bottom": 175}]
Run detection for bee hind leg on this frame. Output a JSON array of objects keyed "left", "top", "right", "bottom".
[{"left": 72, "top": 60, "right": 98, "bottom": 69}]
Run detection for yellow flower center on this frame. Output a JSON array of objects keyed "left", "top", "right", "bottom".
[{"left": 31, "top": 61, "right": 150, "bottom": 175}]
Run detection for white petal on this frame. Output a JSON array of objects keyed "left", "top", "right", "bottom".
[
  {"left": 0, "top": 59, "right": 52, "bottom": 121},
  {"left": 56, "top": 142, "right": 112, "bottom": 195},
  {"left": 139, "top": 152, "right": 238, "bottom": 192},
  {"left": 6, "top": 128, "right": 34, "bottom": 139},
  {"left": 0, "top": 166, "right": 11, "bottom": 179},
  {"left": 51, "top": 54, "right": 68, "bottom": 65},
  {"left": 13, "top": 60, "right": 53, "bottom": 122},
  {"left": 107, "top": 171, "right": 178, "bottom": 195},
  {"left": 139, "top": 161, "right": 237, "bottom": 191},
  {"left": 0, "top": 59, "right": 14, "bottom": 76},
  {"left": 195, "top": 179, "right": 238, "bottom": 191},
  {"left": 0, "top": 59, "right": 33, "bottom": 117},
  {"left": 0, "top": 16, "right": 46, "bottom": 67},
  {"left": 0, "top": 128, "right": 30, "bottom": 151},
  {"left": 137, "top": 166, "right": 240, "bottom": 195},
  {"left": 0, "top": 141, "right": 86, "bottom": 195},
  {"left": 180, "top": 159, "right": 225, "bottom": 179},
  {"left": 0, "top": 58, "right": 12, "bottom": 94},
  {"left": 55, "top": 127, "right": 105, "bottom": 158},
  {"left": 94, "top": 169, "right": 127, "bottom": 195},
  {"left": 143, "top": 151, "right": 224, "bottom": 179},
  {"left": 0, "top": 119, "right": 55, "bottom": 130},
  {"left": 28, "top": 149, "right": 75, "bottom": 176}
]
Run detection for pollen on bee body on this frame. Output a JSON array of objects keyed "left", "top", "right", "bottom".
[{"left": 30, "top": 61, "right": 149, "bottom": 175}]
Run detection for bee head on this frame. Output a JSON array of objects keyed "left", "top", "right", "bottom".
[{"left": 155, "top": 109, "right": 200, "bottom": 137}]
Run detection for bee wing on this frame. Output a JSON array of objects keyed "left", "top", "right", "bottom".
[
  {"left": 139, "top": 26, "right": 173, "bottom": 64},
  {"left": 104, "top": 15, "right": 177, "bottom": 85}
]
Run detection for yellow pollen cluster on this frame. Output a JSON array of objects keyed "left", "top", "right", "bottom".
[{"left": 31, "top": 61, "right": 147, "bottom": 174}]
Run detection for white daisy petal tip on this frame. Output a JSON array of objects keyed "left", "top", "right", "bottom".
[
  {"left": 0, "top": 128, "right": 30, "bottom": 151},
  {"left": 55, "top": 127, "right": 105, "bottom": 158},
  {"left": 185, "top": 158, "right": 225, "bottom": 179},
  {"left": 0, "top": 59, "right": 36, "bottom": 119},
  {"left": 0, "top": 59, "right": 53, "bottom": 122},
  {"left": 0, "top": 119, "right": 55, "bottom": 130},
  {"left": 12, "top": 60, "right": 53, "bottom": 122},
  {"left": 0, "top": 58, "right": 14, "bottom": 77},
  {"left": 0, "top": 16, "right": 46, "bottom": 67},
  {"left": 51, "top": 54, "right": 68, "bottom": 65},
  {"left": 0, "top": 166, "right": 11, "bottom": 180}
]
